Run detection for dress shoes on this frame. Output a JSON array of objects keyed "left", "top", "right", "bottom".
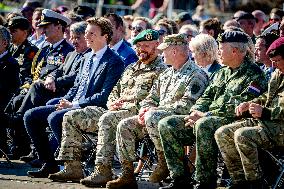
[{"left": 27, "top": 162, "right": 59, "bottom": 178}]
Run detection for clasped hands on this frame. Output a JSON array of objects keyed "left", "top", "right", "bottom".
[
  {"left": 235, "top": 102, "right": 263, "bottom": 118},
  {"left": 55, "top": 99, "right": 73, "bottom": 110}
]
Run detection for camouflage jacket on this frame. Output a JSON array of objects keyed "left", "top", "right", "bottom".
[
  {"left": 107, "top": 56, "right": 167, "bottom": 113},
  {"left": 191, "top": 56, "right": 267, "bottom": 118},
  {"left": 140, "top": 59, "right": 209, "bottom": 115},
  {"left": 253, "top": 69, "right": 284, "bottom": 120}
]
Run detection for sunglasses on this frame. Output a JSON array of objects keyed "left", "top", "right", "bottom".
[{"left": 129, "top": 25, "right": 144, "bottom": 33}]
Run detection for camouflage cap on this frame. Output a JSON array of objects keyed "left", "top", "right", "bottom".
[
  {"left": 132, "top": 29, "right": 159, "bottom": 45},
  {"left": 157, "top": 33, "right": 188, "bottom": 50},
  {"left": 217, "top": 30, "right": 249, "bottom": 43}
]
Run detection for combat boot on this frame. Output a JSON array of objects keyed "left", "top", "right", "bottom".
[
  {"left": 149, "top": 150, "right": 169, "bottom": 183},
  {"left": 80, "top": 163, "right": 113, "bottom": 187},
  {"left": 106, "top": 161, "right": 138, "bottom": 189},
  {"left": 48, "top": 160, "right": 84, "bottom": 182}
]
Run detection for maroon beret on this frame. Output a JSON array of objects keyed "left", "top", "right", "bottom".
[{"left": 266, "top": 37, "right": 284, "bottom": 56}]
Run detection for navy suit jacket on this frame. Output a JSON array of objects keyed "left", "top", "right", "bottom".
[
  {"left": 64, "top": 47, "right": 125, "bottom": 109},
  {"left": 117, "top": 40, "right": 138, "bottom": 67}
]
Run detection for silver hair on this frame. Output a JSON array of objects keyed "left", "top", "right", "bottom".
[
  {"left": 189, "top": 33, "right": 218, "bottom": 62},
  {"left": 0, "top": 26, "right": 11, "bottom": 48},
  {"left": 179, "top": 24, "right": 198, "bottom": 37},
  {"left": 70, "top": 21, "right": 87, "bottom": 35}
]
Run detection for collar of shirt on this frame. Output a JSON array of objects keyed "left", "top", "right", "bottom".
[
  {"left": 51, "top": 38, "right": 65, "bottom": 49},
  {"left": 0, "top": 50, "right": 8, "bottom": 59},
  {"left": 92, "top": 45, "right": 108, "bottom": 61},
  {"left": 202, "top": 63, "right": 212, "bottom": 75},
  {"left": 111, "top": 39, "right": 123, "bottom": 53}
]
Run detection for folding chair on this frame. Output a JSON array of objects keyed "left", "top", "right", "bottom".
[
  {"left": 135, "top": 135, "right": 157, "bottom": 181},
  {"left": 262, "top": 147, "right": 284, "bottom": 189},
  {"left": 81, "top": 131, "right": 98, "bottom": 176}
]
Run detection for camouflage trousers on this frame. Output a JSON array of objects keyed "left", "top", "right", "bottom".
[
  {"left": 57, "top": 106, "right": 106, "bottom": 161},
  {"left": 215, "top": 118, "right": 284, "bottom": 183},
  {"left": 95, "top": 109, "right": 135, "bottom": 165},
  {"left": 117, "top": 110, "right": 172, "bottom": 162},
  {"left": 158, "top": 115, "right": 195, "bottom": 179},
  {"left": 57, "top": 106, "right": 134, "bottom": 163},
  {"left": 158, "top": 115, "right": 231, "bottom": 182}
]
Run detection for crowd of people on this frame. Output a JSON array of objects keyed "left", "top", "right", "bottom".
[{"left": 0, "top": 1, "right": 284, "bottom": 189}]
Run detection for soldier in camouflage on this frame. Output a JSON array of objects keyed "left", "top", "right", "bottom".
[
  {"left": 48, "top": 29, "right": 167, "bottom": 185},
  {"left": 107, "top": 33, "right": 209, "bottom": 189},
  {"left": 158, "top": 30, "right": 268, "bottom": 189},
  {"left": 215, "top": 37, "right": 284, "bottom": 189}
]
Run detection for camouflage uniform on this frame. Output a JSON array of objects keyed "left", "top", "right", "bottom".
[
  {"left": 158, "top": 56, "right": 268, "bottom": 182},
  {"left": 117, "top": 59, "right": 209, "bottom": 163},
  {"left": 215, "top": 69, "right": 284, "bottom": 184},
  {"left": 57, "top": 56, "right": 166, "bottom": 163}
]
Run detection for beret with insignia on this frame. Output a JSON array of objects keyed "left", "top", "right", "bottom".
[
  {"left": 157, "top": 33, "right": 188, "bottom": 50},
  {"left": 217, "top": 30, "right": 249, "bottom": 43},
  {"left": 8, "top": 16, "right": 30, "bottom": 31},
  {"left": 132, "top": 29, "right": 159, "bottom": 45},
  {"left": 266, "top": 37, "right": 284, "bottom": 57}
]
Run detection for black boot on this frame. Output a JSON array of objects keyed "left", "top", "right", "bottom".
[
  {"left": 27, "top": 162, "right": 59, "bottom": 178},
  {"left": 159, "top": 176, "right": 193, "bottom": 189}
]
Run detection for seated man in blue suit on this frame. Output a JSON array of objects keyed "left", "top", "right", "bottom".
[
  {"left": 105, "top": 13, "right": 138, "bottom": 67},
  {"left": 23, "top": 17, "right": 125, "bottom": 178}
]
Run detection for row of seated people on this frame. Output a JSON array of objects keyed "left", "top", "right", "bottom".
[{"left": 1, "top": 8, "right": 284, "bottom": 189}]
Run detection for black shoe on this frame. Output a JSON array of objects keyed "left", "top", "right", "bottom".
[
  {"left": 20, "top": 150, "right": 36, "bottom": 162},
  {"left": 194, "top": 182, "right": 217, "bottom": 189},
  {"left": 29, "top": 159, "right": 44, "bottom": 168},
  {"left": 159, "top": 176, "right": 193, "bottom": 189},
  {"left": 27, "top": 162, "right": 59, "bottom": 178}
]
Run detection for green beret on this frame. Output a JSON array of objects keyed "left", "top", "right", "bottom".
[
  {"left": 157, "top": 33, "right": 188, "bottom": 50},
  {"left": 132, "top": 29, "right": 159, "bottom": 45},
  {"left": 217, "top": 30, "right": 249, "bottom": 43}
]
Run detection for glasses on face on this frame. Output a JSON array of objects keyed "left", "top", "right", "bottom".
[{"left": 129, "top": 25, "right": 144, "bottom": 33}]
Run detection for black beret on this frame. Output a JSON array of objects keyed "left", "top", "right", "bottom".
[
  {"left": 217, "top": 31, "right": 249, "bottom": 43},
  {"left": 8, "top": 16, "right": 30, "bottom": 30}
]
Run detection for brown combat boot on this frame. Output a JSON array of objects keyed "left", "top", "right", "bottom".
[
  {"left": 149, "top": 151, "right": 169, "bottom": 183},
  {"left": 80, "top": 163, "right": 113, "bottom": 187},
  {"left": 48, "top": 160, "right": 84, "bottom": 182},
  {"left": 106, "top": 161, "right": 138, "bottom": 189}
]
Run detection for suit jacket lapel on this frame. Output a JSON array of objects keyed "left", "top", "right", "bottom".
[
  {"left": 64, "top": 52, "right": 78, "bottom": 73},
  {"left": 89, "top": 50, "right": 109, "bottom": 83}
]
